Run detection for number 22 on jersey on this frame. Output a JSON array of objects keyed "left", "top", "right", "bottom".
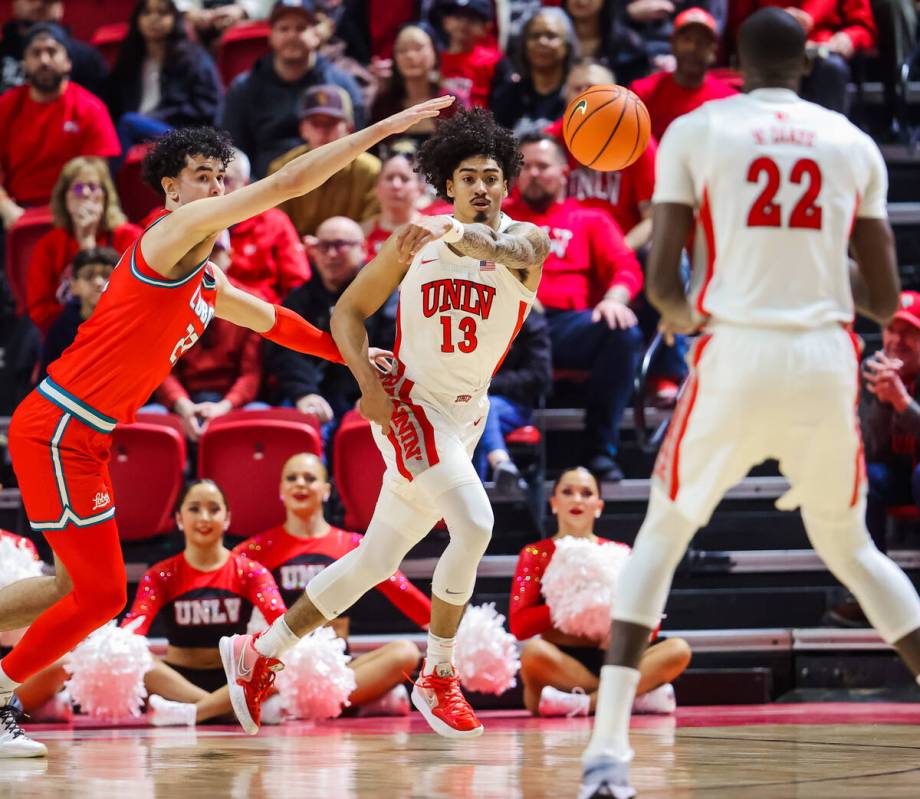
[{"left": 746, "top": 157, "right": 823, "bottom": 230}]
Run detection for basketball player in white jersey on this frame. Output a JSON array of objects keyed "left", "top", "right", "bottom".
[
  {"left": 221, "top": 108, "right": 549, "bottom": 738},
  {"left": 580, "top": 9, "right": 920, "bottom": 798}
]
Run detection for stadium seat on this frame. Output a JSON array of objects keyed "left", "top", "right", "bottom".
[
  {"left": 207, "top": 407, "right": 322, "bottom": 436},
  {"left": 110, "top": 422, "right": 186, "bottom": 541},
  {"left": 198, "top": 418, "right": 323, "bottom": 537},
  {"left": 116, "top": 144, "right": 162, "bottom": 224},
  {"left": 134, "top": 411, "right": 187, "bottom": 439},
  {"left": 217, "top": 21, "right": 271, "bottom": 86},
  {"left": 62, "top": 0, "right": 136, "bottom": 43},
  {"left": 5, "top": 206, "right": 54, "bottom": 315},
  {"left": 90, "top": 22, "right": 129, "bottom": 68},
  {"left": 333, "top": 410, "right": 386, "bottom": 531}
]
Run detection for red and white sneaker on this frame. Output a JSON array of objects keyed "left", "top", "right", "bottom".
[
  {"left": 219, "top": 633, "right": 283, "bottom": 735},
  {"left": 411, "top": 661, "right": 484, "bottom": 739}
]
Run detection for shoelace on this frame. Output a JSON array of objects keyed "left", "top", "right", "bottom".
[
  {"left": 0, "top": 706, "right": 26, "bottom": 740},
  {"left": 418, "top": 672, "right": 477, "bottom": 721},
  {"left": 254, "top": 659, "right": 283, "bottom": 703}
]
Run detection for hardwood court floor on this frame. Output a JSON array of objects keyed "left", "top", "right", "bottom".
[{"left": 5, "top": 705, "right": 920, "bottom": 799}]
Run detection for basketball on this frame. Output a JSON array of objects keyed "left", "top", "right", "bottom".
[{"left": 562, "top": 84, "right": 651, "bottom": 172}]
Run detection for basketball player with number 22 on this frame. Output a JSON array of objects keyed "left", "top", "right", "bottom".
[{"left": 221, "top": 108, "right": 550, "bottom": 740}]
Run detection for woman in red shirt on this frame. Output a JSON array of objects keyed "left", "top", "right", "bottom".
[
  {"left": 122, "top": 479, "right": 287, "bottom": 726},
  {"left": 26, "top": 157, "right": 142, "bottom": 333},
  {"left": 235, "top": 453, "right": 430, "bottom": 715},
  {"left": 510, "top": 467, "right": 691, "bottom": 716}
]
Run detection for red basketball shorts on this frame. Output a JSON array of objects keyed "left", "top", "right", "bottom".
[{"left": 8, "top": 390, "right": 116, "bottom": 532}]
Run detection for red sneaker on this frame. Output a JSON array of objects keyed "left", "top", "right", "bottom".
[
  {"left": 219, "top": 633, "right": 283, "bottom": 735},
  {"left": 411, "top": 661, "right": 484, "bottom": 738}
]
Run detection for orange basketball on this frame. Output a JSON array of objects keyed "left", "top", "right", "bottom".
[{"left": 562, "top": 84, "right": 651, "bottom": 172}]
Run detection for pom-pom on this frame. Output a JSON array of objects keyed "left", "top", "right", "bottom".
[
  {"left": 276, "top": 626, "right": 356, "bottom": 720},
  {"left": 541, "top": 538, "right": 631, "bottom": 641},
  {"left": 0, "top": 536, "right": 44, "bottom": 646},
  {"left": 64, "top": 620, "right": 153, "bottom": 721},
  {"left": 454, "top": 603, "right": 520, "bottom": 695},
  {"left": 247, "top": 607, "right": 269, "bottom": 635}
]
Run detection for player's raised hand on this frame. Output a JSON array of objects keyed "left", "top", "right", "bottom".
[
  {"left": 380, "top": 95, "right": 455, "bottom": 136},
  {"left": 395, "top": 216, "right": 455, "bottom": 261}
]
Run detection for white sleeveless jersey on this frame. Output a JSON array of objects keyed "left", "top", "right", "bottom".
[
  {"left": 654, "top": 88, "right": 888, "bottom": 329},
  {"left": 393, "top": 213, "right": 536, "bottom": 398}
]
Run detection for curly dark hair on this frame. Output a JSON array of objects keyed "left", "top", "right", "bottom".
[
  {"left": 142, "top": 127, "right": 235, "bottom": 196},
  {"left": 416, "top": 108, "right": 523, "bottom": 201}
]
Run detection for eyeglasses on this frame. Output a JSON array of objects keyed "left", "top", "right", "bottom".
[
  {"left": 70, "top": 182, "right": 103, "bottom": 197},
  {"left": 314, "top": 239, "right": 361, "bottom": 252}
]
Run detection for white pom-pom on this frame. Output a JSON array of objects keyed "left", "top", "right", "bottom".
[
  {"left": 540, "top": 538, "right": 631, "bottom": 641},
  {"left": 247, "top": 607, "right": 269, "bottom": 635},
  {"left": 0, "top": 536, "right": 43, "bottom": 589},
  {"left": 276, "top": 626, "right": 356, "bottom": 720},
  {"left": 454, "top": 603, "right": 520, "bottom": 695},
  {"left": 64, "top": 621, "right": 153, "bottom": 721}
]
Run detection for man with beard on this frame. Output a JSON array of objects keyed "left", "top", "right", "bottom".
[
  {"left": 504, "top": 133, "right": 643, "bottom": 483},
  {"left": 0, "top": 23, "right": 119, "bottom": 227}
]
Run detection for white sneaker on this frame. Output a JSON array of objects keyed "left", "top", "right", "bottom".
[
  {"left": 148, "top": 695, "right": 196, "bottom": 727},
  {"left": 260, "top": 693, "right": 285, "bottom": 726},
  {"left": 357, "top": 684, "right": 410, "bottom": 717},
  {"left": 538, "top": 685, "right": 590, "bottom": 718},
  {"left": 579, "top": 753, "right": 636, "bottom": 799},
  {"left": 632, "top": 683, "right": 676, "bottom": 715},
  {"left": 0, "top": 700, "right": 47, "bottom": 758}
]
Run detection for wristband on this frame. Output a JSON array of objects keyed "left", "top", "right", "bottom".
[{"left": 441, "top": 216, "right": 464, "bottom": 243}]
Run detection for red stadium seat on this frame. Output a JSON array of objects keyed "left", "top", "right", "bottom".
[
  {"left": 207, "top": 407, "right": 322, "bottom": 436},
  {"left": 134, "top": 411, "right": 187, "bottom": 439},
  {"left": 505, "top": 425, "right": 541, "bottom": 446},
  {"left": 198, "top": 418, "right": 323, "bottom": 537},
  {"left": 5, "top": 206, "right": 54, "bottom": 315},
  {"left": 333, "top": 410, "right": 386, "bottom": 531},
  {"left": 110, "top": 422, "right": 186, "bottom": 541},
  {"left": 90, "top": 22, "right": 129, "bottom": 68},
  {"left": 217, "top": 21, "right": 271, "bottom": 86},
  {"left": 116, "top": 143, "right": 162, "bottom": 224}
]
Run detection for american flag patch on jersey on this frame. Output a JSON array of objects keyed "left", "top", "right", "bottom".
[{"left": 479, "top": 260, "right": 495, "bottom": 271}]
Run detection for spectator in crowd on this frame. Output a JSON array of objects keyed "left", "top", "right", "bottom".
[
  {"left": 40, "top": 246, "right": 117, "bottom": 378},
  {"left": 433, "top": 0, "right": 509, "bottom": 108},
  {"left": 562, "top": 0, "right": 619, "bottom": 70},
  {"left": 871, "top": 0, "right": 917, "bottom": 138},
  {"left": 336, "top": 0, "right": 422, "bottom": 63},
  {"left": 223, "top": 148, "right": 311, "bottom": 304},
  {"left": 509, "top": 467, "right": 691, "bottom": 716},
  {"left": 631, "top": 8, "right": 736, "bottom": 142},
  {"left": 610, "top": 0, "right": 727, "bottom": 84},
  {"left": 0, "top": 280, "right": 40, "bottom": 417},
  {"left": 491, "top": 8, "right": 577, "bottom": 134},
  {"left": 546, "top": 60, "right": 656, "bottom": 251},
  {"left": 121, "top": 479, "right": 288, "bottom": 727},
  {"left": 0, "top": 0, "right": 108, "bottom": 96},
  {"left": 106, "top": 0, "right": 224, "bottom": 158},
  {"left": 504, "top": 133, "right": 643, "bottom": 482},
  {"left": 265, "top": 216, "right": 396, "bottom": 424},
  {"left": 26, "top": 157, "right": 141, "bottom": 333},
  {"left": 728, "top": 1, "right": 877, "bottom": 114},
  {"left": 0, "top": 24, "right": 120, "bottom": 224},
  {"left": 362, "top": 151, "right": 424, "bottom": 260},
  {"left": 474, "top": 308, "right": 552, "bottom": 497},
  {"left": 370, "top": 23, "right": 464, "bottom": 149},
  {"left": 222, "top": 0, "right": 365, "bottom": 178},
  {"left": 176, "top": 0, "right": 272, "bottom": 47},
  {"left": 269, "top": 84, "right": 380, "bottom": 235},
  {"left": 235, "top": 453, "right": 428, "bottom": 716}
]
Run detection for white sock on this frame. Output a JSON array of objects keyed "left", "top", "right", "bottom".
[
  {"left": 583, "top": 665, "right": 640, "bottom": 763},
  {"left": 423, "top": 632, "right": 455, "bottom": 674},
  {"left": 0, "top": 662, "right": 20, "bottom": 703},
  {"left": 254, "top": 616, "right": 300, "bottom": 658}
]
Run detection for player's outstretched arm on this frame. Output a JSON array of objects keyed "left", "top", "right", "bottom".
[
  {"left": 646, "top": 202, "right": 697, "bottom": 332},
  {"left": 331, "top": 234, "right": 411, "bottom": 427},
  {"left": 144, "top": 96, "right": 455, "bottom": 269},
  {"left": 850, "top": 217, "right": 900, "bottom": 325},
  {"left": 212, "top": 266, "right": 343, "bottom": 363}
]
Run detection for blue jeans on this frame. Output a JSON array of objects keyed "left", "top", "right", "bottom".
[
  {"left": 114, "top": 112, "right": 173, "bottom": 170},
  {"left": 546, "top": 309, "right": 643, "bottom": 458},
  {"left": 865, "top": 460, "right": 920, "bottom": 554},
  {"left": 473, "top": 394, "right": 534, "bottom": 478}
]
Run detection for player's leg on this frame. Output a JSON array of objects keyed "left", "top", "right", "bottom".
[
  {"left": 0, "top": 555, "right": 72, "bottom": 632},
  {"left": 348, "top": 640, "right": 420, "bottom": 707}
]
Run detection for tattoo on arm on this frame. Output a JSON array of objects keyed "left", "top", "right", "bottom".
[{"left": 452, "top": 222, "right": 550, "bottom": 271}]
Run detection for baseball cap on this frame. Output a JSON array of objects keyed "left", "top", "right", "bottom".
[
  {"left": 270, "top": 0, "right": 317, "bottom": 23},
  {"left": 23, "top": 22, "right": 72, "bottom": 53},
  {"left": 434, "top": 0, "right": 494, "bottom": 23},
  {"left": 298, "top": 84, "right": 353, "bottom": 124},
  {"left": 673, "top": 7, "right": 718, "bottom": 36},
  {"left": 892, "top": 291, "right": 920, "bottom": 331}
]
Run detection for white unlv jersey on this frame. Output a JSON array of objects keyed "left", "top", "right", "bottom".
[
  {"left": 393, "top": 213, "right": 536, "bottom": 398},
  {"left": 654, "top": 88, "right": 889, "bottom": 328}
]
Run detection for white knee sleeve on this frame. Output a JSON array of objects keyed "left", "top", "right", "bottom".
[
  {"left": 804, "top": 503, "right": 920, "bottom": 644},
  {"left": 615, "top": 490, "right": 699, "bottom": 630},
  {"left": 430, "top": 482, "right": 494, "bottom": 605}
]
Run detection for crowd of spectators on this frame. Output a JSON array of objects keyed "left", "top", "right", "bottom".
[{"left": 0, "top": 0, "right": 918, "bottom": 501}]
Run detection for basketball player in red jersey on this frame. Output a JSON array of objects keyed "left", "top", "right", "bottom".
[
  {"left": 0, "top": 95, "right": 453, "bottom": 757},
  {"left": 221, "top": 109, "right": 549, "bottom": 739}
]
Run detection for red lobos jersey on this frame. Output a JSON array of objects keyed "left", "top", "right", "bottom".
[{"left": 41, "top": 211, "right": 218, "bottom": 432}]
